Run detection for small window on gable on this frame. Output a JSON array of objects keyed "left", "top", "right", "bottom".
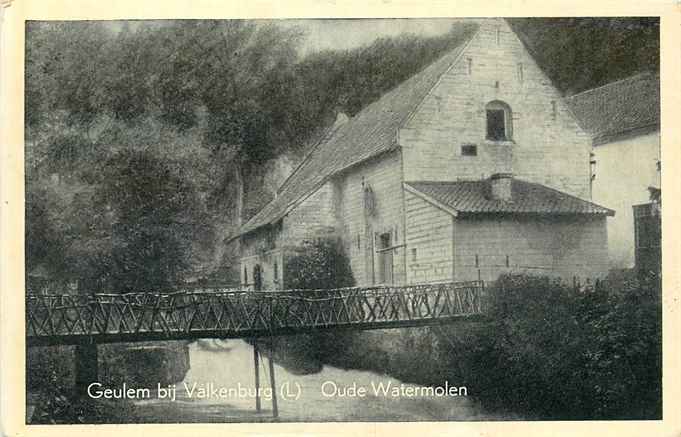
[
  {"left": 496, "top": 27, "right": 501, "bottom": 45},
  {"left": 411, "top": 248, "right": 417, "bottom": 262},
  {"left": 467, "top": 58, "right": 473, "bottom": 75},
  {"left": 486, "top": 100, "right": 513, "bottom": 141},
  {"left": 517, "top": 63, "right": 524, "bottom": 82},
  {"left": 461, "top": 144, "right": 477, "bottom": 156},
  {"left": 551, "top": 100, "right": 557, "bottom": 120}
]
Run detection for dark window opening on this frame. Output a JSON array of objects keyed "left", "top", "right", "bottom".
[
  {"left": 551, "top": 100, "right": 557, "bottom": 120},
  {"left": 517, "top": 63, "right": 524, "bottom": 81},
  {"left": 485, "top": 101, "right": 512, "bottom": 141},
  {"left": 461, "top": 144, "right": 477, "bottom": 156},
  {"left": 244, "top": 267, "right": 248, "bottom": 285},
  {"left": 487, "top": 109, "right": 506, "bottom": 140},
  {"left": 274, "top": 261, "right": 278, "bottom": 281}
]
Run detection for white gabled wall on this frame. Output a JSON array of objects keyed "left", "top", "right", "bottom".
[{"left": 400, "top": 18, "right": 592, "bottom": 200}]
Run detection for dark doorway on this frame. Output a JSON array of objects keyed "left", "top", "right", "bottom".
[
  {"left": 253, "top": 264, "right": 263, "bottom": 291},
  {"left": 378, "top": 233, "right": 393, "bottom": 284}
]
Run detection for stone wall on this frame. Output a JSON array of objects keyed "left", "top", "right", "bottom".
[
  {"left": 240, "top": 248, "right": 284, "bottom": 290},
  {"left": 240, "top": 181, "right": 338, "bottom": 290},
  {"left": 453, "top": 215, "right": 610, "bottom": 281},
  {"left": 280, "top": 181, "right": 339, "bottom": 247},
  {"left": 335, "top": 151, "right": 406, "bottom": 286},
  {"left": 404, "top": 190, "right": 454, "bottom": 283}
]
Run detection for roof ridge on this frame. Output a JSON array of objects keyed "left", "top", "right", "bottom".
[
  {"left": 567, "top": 71, "right": 658, "bottom": 100},
  {"left": 406, "top": 177, "right": 614, "bottom": 216},
  {"left": 275, "top": 29, "right": 479, "bottom": 198}
]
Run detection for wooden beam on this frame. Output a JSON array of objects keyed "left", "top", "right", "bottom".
[
  {"left": 268, "top": 337, "right": 279, "bottom": 418},
  {"left": 74, "top": 342, "right": 98, "bottom": 398},
  {"left": 253, "top": 340, "right": 261, "bottom": 413}
]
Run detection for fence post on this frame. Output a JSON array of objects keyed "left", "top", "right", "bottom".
[
  {"left": 268, "top": 336, "right": 279, "bottom": 418},
  {"left": 74, "top": 341, "right": 98, "bottom": 398},
  {"left": 268, "top": 295, "right": 279, "bottom": 418},
  {"left": 253, "top": 340, "right": 261, "bottom": 413}
]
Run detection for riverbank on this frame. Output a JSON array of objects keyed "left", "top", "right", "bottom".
[{"left": 26, "top": 341, "right": 190, "bottom": 423}]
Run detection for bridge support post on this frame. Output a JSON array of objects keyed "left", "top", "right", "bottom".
[
  {"left": 267, "top": 336, "right": 278, "bottom": 418},
  {"left": 74, "top": 342, "right": 98, "bottom": 398},
  {"left": 253, "top": 340, "right": 261, "bottom": 412}
]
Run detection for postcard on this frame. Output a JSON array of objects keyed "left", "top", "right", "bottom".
[{"left": 1, "top": 1, "right": 680, "bottom": 436}]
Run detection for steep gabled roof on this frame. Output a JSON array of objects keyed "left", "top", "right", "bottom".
[
  {"left": 405, "top": 179, "right": 614, "bottom": 216},
  {"left": 233, "top": 26, "right": 478, "bottom": 239},
  {"left": 566, "top": 72, "right": 660, "bottom": 145}
]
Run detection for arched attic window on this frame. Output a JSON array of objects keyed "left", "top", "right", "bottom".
[{"left": 486, "top": 100, "right": 513, "bottom": 141}]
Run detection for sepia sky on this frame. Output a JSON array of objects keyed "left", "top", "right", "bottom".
[
  {"left": 107, "top": 18, "right": 464, "bottom": 56},
  {"left": 276, "top": 18, "right": 464, "bottom": 55}
]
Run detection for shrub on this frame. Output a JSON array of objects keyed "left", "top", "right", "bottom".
[
  {"left": 578, "top": 271, "right": 662, "bottom": 418},
  {"left": 284, "top": 238, "right": 355, "bottom": 290},
  {"left": 261, "top": 238, "right": 355, "bottom": 374},
  {"left": 433, "top": 272, "right": 662, "bottom": 419}
]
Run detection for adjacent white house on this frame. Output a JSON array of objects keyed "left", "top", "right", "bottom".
[{"left": 567, "top": 72, "right": 660, "bottom": 269}]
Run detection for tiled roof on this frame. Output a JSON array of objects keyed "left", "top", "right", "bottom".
[
  {"left": 566, "top": 72, "right": 659, "bottom": 145},
  {"left": 404, "top": 179, "right": 614, "bottom": 216},
  {"left": 233, "top": 27, "right": 478, "bottom": 239}
]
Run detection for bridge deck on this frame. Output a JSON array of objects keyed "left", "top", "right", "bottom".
[{"left": 26, "top": 281, "right": 486, "bottom": 346}]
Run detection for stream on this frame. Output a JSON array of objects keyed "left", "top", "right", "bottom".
[{"left": 132, "top": 339, "right": 495, "bottom": 422}]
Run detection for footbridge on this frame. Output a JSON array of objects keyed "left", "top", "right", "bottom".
[{"left": 27, "top": 281, "right": 486, "bottom": 346}]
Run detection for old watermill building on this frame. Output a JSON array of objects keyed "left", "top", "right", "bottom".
[{"left": 231, "top": 18, "right": 615, "bottom": 290}]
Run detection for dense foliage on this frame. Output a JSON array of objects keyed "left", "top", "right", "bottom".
[
  {"left": 435, "top": 272, "right": 662, "bottom": 419},
  {"left": 284, "top": 238, "right": 355, "bottom": 290},
  {"left": 508, "top": 18, "right": 659, "bottom": 94}
]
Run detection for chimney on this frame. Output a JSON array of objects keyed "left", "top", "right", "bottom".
[
  {"left": 320, "top": 111, "right": 349, "bottom": 144},
  {"left": 489, "top": 173, "right": 513, "bottom": 201},
  {"left": 332, "top": 111, "right": 349, "bottom": 130}
]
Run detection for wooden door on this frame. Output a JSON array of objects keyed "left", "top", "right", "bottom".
[
  {"left": 378, "top": 233, "right": 393, "bottom": 284},
  {"left": 253, "top": 264, "right": 263, "bottom": 291}
]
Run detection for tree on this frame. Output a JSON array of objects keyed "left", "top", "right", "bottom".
[{"left": 86, "top": 150, "right": 211, "bottom": 292}]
